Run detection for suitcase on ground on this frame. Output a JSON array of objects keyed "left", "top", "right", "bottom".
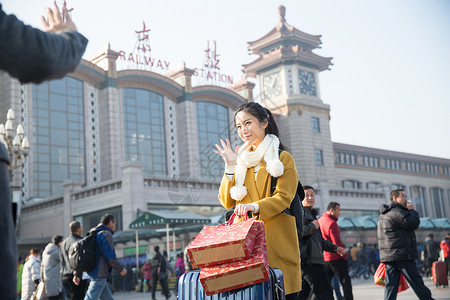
[
  {"left": 178, "top": 268, "right": 285, "bottom": 300},
  {"left": 431, "top": 261, "right": 448, "bottom": 287}
]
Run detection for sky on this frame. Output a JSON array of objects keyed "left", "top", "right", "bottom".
[{"left": 3, "top": 0, "right": 450, "bottom": 159}]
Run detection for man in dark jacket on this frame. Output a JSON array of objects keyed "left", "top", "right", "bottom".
[
  {"left": 60, "top": 221, "right": 87, "bottom": 300},
  {"left": 423, "top": 233, "right": 440, "bottom": 277},
  {"left": 377, "top": 189, "right": 434, "bottom": 300},
  {"left": 81, "top": 214, "right": 127, "bottom": 300},
  {"left": 151, "top": 246, "right": 170, "bottom": 300},
  {"left": 298, "top": 186, "right": 346, "bottom": 300}
]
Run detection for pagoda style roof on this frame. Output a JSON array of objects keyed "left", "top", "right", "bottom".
[{"left": 244, "top": 6, "right": 332, "bottom": 76}]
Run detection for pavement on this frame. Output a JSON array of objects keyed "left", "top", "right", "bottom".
[{"left": 113, "top": 277, "right": 450, "bottom": 300}]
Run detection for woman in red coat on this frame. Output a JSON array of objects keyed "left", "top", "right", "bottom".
[{"left": 141, "top": 261, "right": 152, "bottom": 293}]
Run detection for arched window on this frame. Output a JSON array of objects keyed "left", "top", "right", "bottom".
[
  {"left": 122, "top": 88, "right": 166, "bottom": 176},
  {"left": 196, "top": 102, "right": 230, "bottom": 180},
  {"left": 32, "top": 77, "right": 86, "bottom": 197}
]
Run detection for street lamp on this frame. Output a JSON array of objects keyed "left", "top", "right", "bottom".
[{"left": 0, "top": 108, "right": 29, "bottom": 180}]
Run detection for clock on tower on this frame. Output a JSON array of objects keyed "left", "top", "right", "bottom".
[
  {"left": 299, "top": 70, "right": 316, "bottom": 96},
  {"left": 262, "top": 71, "right": 282, "bottom": 98}
]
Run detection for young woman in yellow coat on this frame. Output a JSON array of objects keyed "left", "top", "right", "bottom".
[{"left": 214, "top": 102, "right": 301, "bottom": 299}]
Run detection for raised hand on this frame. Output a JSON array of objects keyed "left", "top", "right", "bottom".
[
  {"left": 214, "top": 139, "right": 239, "bottom": 166},
  {"left": 41, "top": 1, "right": 78, "bottom": 33}
]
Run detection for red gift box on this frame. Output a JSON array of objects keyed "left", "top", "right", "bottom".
[
  {"left": 187, "top": 216, "right": 260, "bottom": 268},
  {"left": 199, "top": 221, "right": 269, "bottom": 296}
]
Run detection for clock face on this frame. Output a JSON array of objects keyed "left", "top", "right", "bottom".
[
  {"left": 263, "top": 72, "right": 282, "bottom": 98},
  {"left": 299, "top": 70, "right": 316, "bottom": 96}
]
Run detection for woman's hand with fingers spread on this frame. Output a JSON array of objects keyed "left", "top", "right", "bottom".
[{"left": 214, "top": 139, "right": 239, "bottom": 166}]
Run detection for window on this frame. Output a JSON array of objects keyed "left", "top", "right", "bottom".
[
  {"left": 430, "top": 187, "right": 445, "bottom": 218},
  {"left": 312, "top": 117, "right": 320, "bottom": 133},
  {"left": 336, "top": 151, "right": 358, "bottom": 166},
  {"left": 342, "top": 180, "right": 361, "bottom": 190},
  {"left": 196, "top": 102, "right": 230, "bottom": 179},
  {"left": 391, "top": 183, "right": 406, "bottom": 191},
  {"left": 123, "top": 88, "right": 166, "bottom": 176},
  {"left": 315, "top": 149, "right": 324, "bottom": 165},
  {"left": 32, "top": 77, "right": 85, "bottom": 197},
  {"left": 367, "top": 182, "right": 381, "bottom": 191},
  {"left": 410, "top": 186, "right": 427, "bottom": 217}
]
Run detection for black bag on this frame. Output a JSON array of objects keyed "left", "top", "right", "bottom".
[
  {"left": 270, "top": 165, "right": 305, "bottom": 240},
  {"left": 68, "top": 230, "right": 99, "bottom": 272}
]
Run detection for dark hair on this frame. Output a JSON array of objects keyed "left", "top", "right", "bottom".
[
  {"left": 100, "top": 214, "right": 115, "bottom": 225},
  {"left": 303, "top": 185, "right": 315, "bottom": 192},
  {"left": 154, "top": 245, "right": 160, "bottom": 252},
  {"left": 428, "top": 233, "right": 434, "bottom": 239},
  {"left": 30, "top": 248, "right": 40, "bottom": 255},
  {"left": 389, "top": 189, "right": 404, "bottom": 201},
  {"left": 327, "top": 202, "right": 340, "bottom": 211},
  {"left": 234, "top": 102, "right": 286, "bottom": 150},
  {"left": 69, "top": 221, "right": 81, "bottom": 234},
  {"left": 52, "top": 235, "right": 63, "bottom": 245}
]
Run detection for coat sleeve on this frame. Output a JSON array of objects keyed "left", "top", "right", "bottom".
[
  {"left": 328, "top": 222, "right": 343, "bottom": 246},
  {"left": 303, "top": 223, "right": 316, "bottom": 238},
  {"left": 323, "top": 238, "right": 338, "bottom": 253},
  {"left": 257, "top": 151, "right": 298, "bottom": 221},
  {"left": 31, "top": 260, "right": 41, "bottom": 282},
  {"left": 392, "top": 209, "right": 420, "bottom": 231},
  {"left": 218, "top": 173, "right": 237, "bottom": 209},
  {"left": 98, "top": 231, "right": 124, "bottom": 273},
  {"left": 0, "top": 4, "right": 88, "bottom": 84}
]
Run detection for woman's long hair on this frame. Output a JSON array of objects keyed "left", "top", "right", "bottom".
[{"left": 234, "top": 102, "right": 286, "bottom": 150}]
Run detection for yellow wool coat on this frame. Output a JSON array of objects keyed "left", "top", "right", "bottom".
[{"left": 218, "top": 151, "right": 302, "bottom": 294}]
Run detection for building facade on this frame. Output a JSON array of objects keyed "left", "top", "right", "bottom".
[{"left": 2, "top": 6, "right": 448, "bottom": 253}]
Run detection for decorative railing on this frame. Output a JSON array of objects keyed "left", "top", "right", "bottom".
[{"left": 72, "top": 179, "right": 122, "bottom": 201}]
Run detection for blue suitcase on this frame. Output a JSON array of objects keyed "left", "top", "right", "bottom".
[{"left": 178, "top": 268, "right": 285, "bottom": 300}]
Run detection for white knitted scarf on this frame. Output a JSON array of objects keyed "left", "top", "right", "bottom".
[{"left": 230, "top": 134, "right": 284, "bottom": 201}]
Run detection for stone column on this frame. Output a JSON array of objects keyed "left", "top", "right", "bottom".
[
  {"left": 62, "top": 181, "right": 82, "bottom": 236},
  {"left": 121, "top": 162, "right": 145, "bottom": 230}
]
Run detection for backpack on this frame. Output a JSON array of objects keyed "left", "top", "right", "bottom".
[
  {"left": 150, "top": 255, "right": 160, "bottom": 269},
  {"left": 68, "top": 230, "right": 99, "bottom": 272},
  {"left": 175, "top": 262, "right": 184, "bottom": 277},
  {"left": 270, "top": 150, "right": 305, "bottom": 240}
]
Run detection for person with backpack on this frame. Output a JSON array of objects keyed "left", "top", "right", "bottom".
[
  {"left": 174, "top": 252, "right": 185, "bottom": 297},
  {"left": 214, "top": 102, "right": 301, "bottom": 300},
  {"left": 78, "top": 214, "right": 126, "bottom": 300},
  {"left": 151, "top": 246, "right": 171, "bottom": 300},
  {"left": 60, "top": 221, "right": 87, "bottom": 300},
  {"left": 140, "top": 261, "right": 152, "bottom": 293}
]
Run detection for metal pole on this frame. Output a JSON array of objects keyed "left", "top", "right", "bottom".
[
  {"left": 166, "top": 223, "right": 170, "bottom": 258},
  {"left": 135, "top": 229, "right": 139, "bottom": 270},
  {"left": 172, "top": 227, "right": 176, "bottom": 256}
]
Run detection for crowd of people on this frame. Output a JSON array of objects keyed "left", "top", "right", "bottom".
[{"left": 17, "top": 215, "right": 188, "bottom": 300}]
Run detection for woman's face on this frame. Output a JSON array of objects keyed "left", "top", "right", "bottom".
[{"left": 235, "top": 110, "right": 267, "bottom": 150}]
